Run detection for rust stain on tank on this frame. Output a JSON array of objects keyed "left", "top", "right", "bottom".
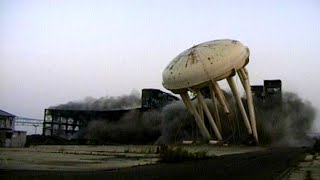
[{"left": 186, "top": 49, "right": 199, "bottom": 67}]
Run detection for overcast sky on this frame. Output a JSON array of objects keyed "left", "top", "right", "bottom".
[{"left": 1, "top": 0, "right": 320, "bottom": 134}]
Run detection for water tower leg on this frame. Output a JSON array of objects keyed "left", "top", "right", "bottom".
[
  {"left": 209, "top": 86, "right": 222, "bottom": 132},
  {"left": 238, "top": 68, "right": 259, "bottom": 143},
  {"left": 227, "top": 76, "right": 252, "bottom": 135},
  {"left": 210, "top": 80, "right": 230, "bottom": 114},
  {"left": 237, "top": 70, "right": 245, "bottom": 89},
  {"left": 197, "top": 90, "right": 223, "bottom": 140},
  {"left": 180, "top": 92, "right": 211, "bottom": 140},
  {"left": 197, "top": 99, "right": 204, "bottom": 122}
]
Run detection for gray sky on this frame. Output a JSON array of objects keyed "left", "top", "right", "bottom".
[{"left": 1, "top": 0, "right": 320, "bottom": 134}]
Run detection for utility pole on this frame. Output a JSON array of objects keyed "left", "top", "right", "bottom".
[{"left": 33, "top": 125, "right": 39, "bottom": 134}]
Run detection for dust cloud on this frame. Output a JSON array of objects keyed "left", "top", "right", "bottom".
[
  {"left": 52, "top": 90, "right": 316, "bottom": 146},
  {"left": 255, "top": 92, "right": 316, "bottom": 146},
  {"left": 50, "top": 90, "right": 141, "bottom": 110}
]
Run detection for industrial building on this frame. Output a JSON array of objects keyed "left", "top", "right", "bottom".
[
  {"left": 43, "top": 89, "right": 179, "bottom": 139},
  {"left": 0, "top": 109, "right": 26, "bottom": 147},
  {"left": 42, "top": 81, "right": 282, "bottom": 143},
  {"left": 251, "top": 80, "right": 282, "bottom": 100}
]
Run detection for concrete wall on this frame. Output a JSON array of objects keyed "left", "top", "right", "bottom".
[
  {"left": 11, "top": 131, "right": 27, "bottom": 147},
  {"left": 0, "top": 130, "right": 26, "bottom": 147}
]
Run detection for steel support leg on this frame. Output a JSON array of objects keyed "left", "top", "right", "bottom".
[
  {"left": 197, "top": 90, "right": 223, "bottom": 140},
  {"left": 197, "top": 99, "right": 204, "bottom": 122},
  {"left": 238, "top": 68, "right": 258, "bottom": 143},
  {"left": 210, "top": 80, "right": 230, "bottom": 114},
  {"left": 227, "top": 76, "right": 252, "bottom": 135},
  {"left": 209, "top": 86, "right": 222, "bottom": 132},
  {"left": 180, "top": 92, "right": 211, "bottom": 140}
]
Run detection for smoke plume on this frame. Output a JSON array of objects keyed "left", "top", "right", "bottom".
[
  {"left": 52, "top": 90, "right": 316, "bottom": 146},
  {"left": 51, "top": 90, "right": 141, "bottom": 110},
  {"left": 85, "top": 109, "right": 163, "bottom": 144},
  {"left": 255, "top": 92, "right": 316, "bottom": 146}
]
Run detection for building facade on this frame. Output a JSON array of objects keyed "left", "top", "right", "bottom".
[{"left": 0, "top": 109, "right": 26, "bottom": 147}]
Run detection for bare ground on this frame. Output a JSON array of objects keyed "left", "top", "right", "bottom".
[{"left": 0, "top": 147, "right": 306, "bottom": 180}]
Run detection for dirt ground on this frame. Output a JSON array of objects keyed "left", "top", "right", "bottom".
[
  {"left": 287, "top": 153, "right": 320, "bottom": 180},
  {"left": 0, "top": 145, "right": 306, "bottom": 180},
  {"left": 0, "top": 145, "right": 264, "bottom": 171}
]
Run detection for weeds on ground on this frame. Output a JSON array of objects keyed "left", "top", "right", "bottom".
[
  {"left": 58, "top": 146, "right": 65, "bottom": 153},
  {"left": 158, "top": 145, "right": 209, "bottom": 163}
]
